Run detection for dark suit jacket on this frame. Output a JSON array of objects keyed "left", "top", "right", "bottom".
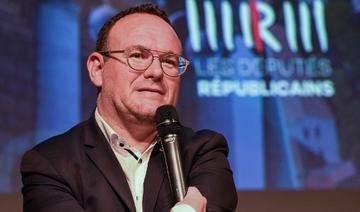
[{"left": 21, "top": 115, "right": 237, "bottom": 212}]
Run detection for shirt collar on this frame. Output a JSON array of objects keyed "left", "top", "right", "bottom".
[
  {"left": 95, "top": 108, "right": 116, "bottom": 143},
  {"left": 94, "top": 108, "right": 159, "bottom": 155}
]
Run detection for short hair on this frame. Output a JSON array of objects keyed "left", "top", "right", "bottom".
[{"left": 95, "top": 3, "right": 171, "bottom": 52}]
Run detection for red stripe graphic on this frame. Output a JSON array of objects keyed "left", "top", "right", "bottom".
[{"left": 250, "top": 0, "right": 264, "bottom": 53}]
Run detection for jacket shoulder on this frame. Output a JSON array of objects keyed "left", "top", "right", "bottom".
[
  {"left": 181, "top": 127, "right": 229, "bottom": 152},
  {"left": 21, "top": 120, "right": 91, "bottom": 175},
  {"left": 33, "top": 121, "right": 88, "bottom": 153}
]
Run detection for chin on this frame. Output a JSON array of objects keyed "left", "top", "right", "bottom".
[{"left": 130, "top": 102, "right": 161, "bottom": 122}]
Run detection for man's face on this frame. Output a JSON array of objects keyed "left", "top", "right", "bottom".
[{"left": 99, "top": 13, "right": 182, "bottom": 121}]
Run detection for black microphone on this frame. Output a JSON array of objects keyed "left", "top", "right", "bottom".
[{"left": 156, "top": 105, "right": 187, "bottom": 202}]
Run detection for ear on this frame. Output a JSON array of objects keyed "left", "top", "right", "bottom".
[{"left": 87, "top": 52, "right": 105, "bottom": 88}]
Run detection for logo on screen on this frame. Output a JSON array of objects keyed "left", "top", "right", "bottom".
[
  {"left": 186, "top": 0, "right": 328, "bottom": 54},
  {"left": 184, "top": 0, "right": 334, "bottom": 98}
]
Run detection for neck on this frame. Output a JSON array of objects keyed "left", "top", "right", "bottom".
[{"left": 97, "top": 100, "right": 157, "bottom": 153}]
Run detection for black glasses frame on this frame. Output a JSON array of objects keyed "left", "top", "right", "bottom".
[{"left": 99, "top": 46, "right": 190, "bottom": 77}]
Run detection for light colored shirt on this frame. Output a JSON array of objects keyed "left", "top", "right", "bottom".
[{"left": 95, "top": 109, "right": 195, "bottom": 212}]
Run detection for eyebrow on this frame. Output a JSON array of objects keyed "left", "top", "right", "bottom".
[{"left": 130, "top": 44, "right": 180, "bottom": 55}]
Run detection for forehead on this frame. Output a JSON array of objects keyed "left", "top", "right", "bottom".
[{"left": 108, "top": 13, "right": 182, "bottom": 54}]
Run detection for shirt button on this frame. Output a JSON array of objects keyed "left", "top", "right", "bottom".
[
  {"left": 119, "top": 142, "right": 125, "bottom": 147},
  {"left": 136, "top": 196, "right": 139, "bottom": 200},
  {"left": 138, "top": 159, "right": 143, "bottom": 164}
]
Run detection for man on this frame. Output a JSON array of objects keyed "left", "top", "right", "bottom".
[{"left": 21, "top": 4, "right": 237, "bottom": 212}]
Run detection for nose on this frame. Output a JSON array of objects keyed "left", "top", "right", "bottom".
[{"left": 143, "top": 56, "right": 163, "bottom": 80}]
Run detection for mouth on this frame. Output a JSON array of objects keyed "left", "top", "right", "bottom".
[{"left": 137, "top": 87, "right": 165, "bottom": 95}]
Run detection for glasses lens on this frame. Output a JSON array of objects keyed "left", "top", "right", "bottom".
[
  {"left": 160, "top": 54, "right": 180, "bottom": 76},
  {"left": 161, "top": 54, "right": 189, "bottom": 76},
  {"left": 178, "top": 57, "right": 188, "bottom": 75},
  {"left": 127, "top": 47, "right": 152, "bottom": 71}
]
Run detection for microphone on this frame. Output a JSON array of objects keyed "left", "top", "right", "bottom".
[{"left": 156, "top": 105, "right": 187, "bottom": 202}]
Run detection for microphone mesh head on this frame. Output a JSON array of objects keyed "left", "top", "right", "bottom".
[{"left": 156, "top": 105, "right": 181, "bottom": 137}]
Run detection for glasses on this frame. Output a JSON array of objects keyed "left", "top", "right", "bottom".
[{"left": 99, "top": 46, "right": 190, "bottom": 77}]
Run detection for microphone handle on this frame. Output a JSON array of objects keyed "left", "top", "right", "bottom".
[{"left": 161, "top": 134, "right": 187, "bottom": 202}]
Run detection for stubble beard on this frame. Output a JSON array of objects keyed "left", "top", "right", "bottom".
[{"left": 120, "top": 101, "right": 156, "bottom": 124}]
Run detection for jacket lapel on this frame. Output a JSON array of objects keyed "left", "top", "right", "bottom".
[
  {"left": 84, "top": 116, "right": 136, "bottom": 212},
  {"left": 142, "top": 143, "right": 168, "bottom": 212}
]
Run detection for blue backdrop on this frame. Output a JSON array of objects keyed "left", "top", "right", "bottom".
[{"left": 0, "top": 0, "right": 359, "bottom": 193}]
